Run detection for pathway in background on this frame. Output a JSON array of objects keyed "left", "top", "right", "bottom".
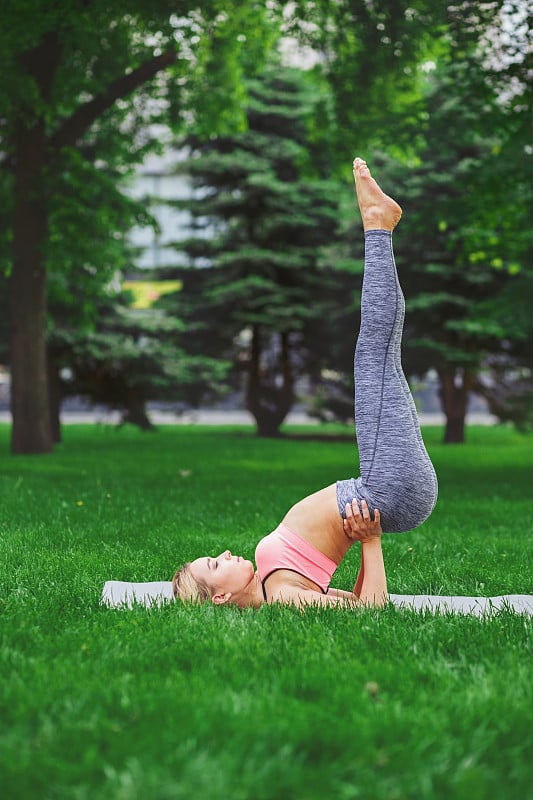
[{"left": 0, "top": 409, "right": 498, "bottom": 426}]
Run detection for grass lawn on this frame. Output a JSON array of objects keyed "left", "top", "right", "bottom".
[{"left": 0, "top": 423, "right": 532, "bottom": 800}]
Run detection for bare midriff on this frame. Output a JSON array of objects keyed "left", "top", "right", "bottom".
[{"left": 281, "top": 483, "right": 351, "bottom": 565}]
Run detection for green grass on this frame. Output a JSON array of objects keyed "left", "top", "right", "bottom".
[{"left": 0, "top": 423, "right": 532, "bottom": 800}]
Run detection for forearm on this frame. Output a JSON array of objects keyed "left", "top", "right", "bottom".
[
  {"left": 358, "top": 538, "right": 388, "bottom": 607},
  {"left": 353, "top": 554, "right": 364, "bottom": 598}
]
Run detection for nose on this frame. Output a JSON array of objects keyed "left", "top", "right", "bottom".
[{"left": 220, "top": 550, "right": 231, "bottom": 560}]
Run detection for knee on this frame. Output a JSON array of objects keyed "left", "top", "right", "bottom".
[{"left": 380, "top": 485, "right": 437, "bottom": 533}]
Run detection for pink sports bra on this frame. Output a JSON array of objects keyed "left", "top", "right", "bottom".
[{"left": 255, "top": 522, "right": 337, "bottom": 597}]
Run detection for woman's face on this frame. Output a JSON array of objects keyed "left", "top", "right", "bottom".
[{"left": 189, "top": 550, "right": 255, "bottom": 603}]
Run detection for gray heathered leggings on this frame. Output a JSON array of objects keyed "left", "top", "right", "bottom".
[{"left": 336, "top": 230, "right": 438, "bottom": 533}]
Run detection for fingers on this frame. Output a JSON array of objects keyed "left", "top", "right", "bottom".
[
  {"left": 347, "top": 498, "right": 370, "bottom": 520},
  {"left": 343, "top": 518, "right": 354, "bottom": 538},
  {"left": 343, "top": 498, "right": 381, "bottom": 541},
  {"left": 345, "top": 499, "right": 359, "bottom": 519},
  {"left": 344, "top": 500, "right": 359, "bottom": 540}
]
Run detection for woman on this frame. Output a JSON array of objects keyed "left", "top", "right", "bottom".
[{"left": 173, "top": 158, "right": 438, "bottom": 609}]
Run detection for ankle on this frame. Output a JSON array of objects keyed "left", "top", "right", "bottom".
[
  {"left": 361, "top": 209, "right": 397, "bottom": 232},
  {"left": 362, "top": 217, "right": 389, "bottom": 232}
]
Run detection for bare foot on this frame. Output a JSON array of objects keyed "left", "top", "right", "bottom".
[{"left": 352, "top": 157, "right": 402, "bottom": 232}]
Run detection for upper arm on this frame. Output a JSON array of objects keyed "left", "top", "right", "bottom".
[
  {"left": 328, "top": 587, "right": 358, "bottom": 601},
  {"left": 270, "top": 585, "right": 359, "bottom": 609}
]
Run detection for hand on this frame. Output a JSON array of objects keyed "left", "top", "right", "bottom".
[{"left": 343, "top": 499, "right": 382, "bottom": 542}]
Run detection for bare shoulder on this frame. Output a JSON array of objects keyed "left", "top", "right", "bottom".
[
  {"left": 263, "top": 569, "right": 322, "bottom": 603},
  {"left": 270, "top": 586, "right": 359, "bottom": 609}
]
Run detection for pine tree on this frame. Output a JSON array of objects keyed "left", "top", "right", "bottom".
[
  {"left": 48, "top": 289, "right": 230, "bottom": 436},
  {"left": 170, "top": 63, "right": 346, "bottom": 436}
]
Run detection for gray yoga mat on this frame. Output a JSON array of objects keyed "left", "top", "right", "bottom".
[
  {"left": 101, "top": 581, "right": 533, "bottom": 616},
  {"left": 388, "top": 593, "right": 533, "bottom": 616}
]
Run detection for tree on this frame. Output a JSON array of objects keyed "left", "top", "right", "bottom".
[
  {"left": 4, "top": 1, "right": 525, "bottom": 452},
  {"left": 294, "top": 2, "right": 533, "bottom": 441},
  {"left": 0, "top": 0, "right": 277, "bottom": 453},
  {"left": 387, "top": 39, "right": 532, "bottom": 442},
  {"left": 49, "top": 289, "right": 229, "bottom": 435},
  {"left": 285, "top": 0, "right": 452, "bottom": 167},
  {"left": 168, "top": 63, "right": 348, "bottom": 436}
]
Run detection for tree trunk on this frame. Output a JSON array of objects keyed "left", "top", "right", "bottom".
[
  {"left": 7, "top": 34, "right": 175, "bottom": 455},
  {"left": 9, "top": 33, "right": 61, "bottom": 454},
  {"left": 246, "top": 327, "right": 295, "bottom": 437},
  {"left": 438, "top": 366, "right": 474, "bottom": 444},
  {"left": 10, "top": 123, "right": 53, "bottom": 454},
  {"left": 121, "top": 393, "right": 154, "bottom": 431},
  {"left": 47, "top": 354, "right": 62, "bottom": 445}
]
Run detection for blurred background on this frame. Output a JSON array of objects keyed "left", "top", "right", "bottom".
[{"left": 1, "top": 0, "right": 531, "bottom": 454}]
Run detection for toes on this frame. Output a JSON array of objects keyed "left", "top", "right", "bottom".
[{"left": 353, "top": 158, "right": 370, "bottom": 179}]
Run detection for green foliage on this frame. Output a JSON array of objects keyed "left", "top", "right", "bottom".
[
  {"left": 0, "top": 0, "right": 282, "bottom": 451},
  {"left": 49, "top": 292, "right": 230, "bottom": 426},
  {"left": 0, "top": 424, "right": 532, "bottom": 798},
  {"left": 2, "top": 0, "right": 531, "bottom": 450},
  {"left": 0, "top": 0, "right": 274, "bottom": 142},
  {"left": 46, "top": 151, "right": 154, "bottom": 331},
  {"left": 168, "top": 62, "right": 353, "bottom": 435},
  {"left": 0, "top": 0, "right": 281, "bottom": 288},
  {"left": 285, "top": 0, "right": 452, "bottom": 164},
  {"left": 185, "top": 0, "right": 281, "bottom": 138},
  {"left": 377, "top": 24, "right": 533, "bottom": 433}
]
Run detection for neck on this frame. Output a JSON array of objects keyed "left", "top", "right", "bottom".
[{"left": 233, "top": 572, "right": 264, "bottom": 609}]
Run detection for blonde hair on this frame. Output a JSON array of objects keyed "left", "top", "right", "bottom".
[{"left": 172, "top": 563, "right": 211, "bottom": 603}]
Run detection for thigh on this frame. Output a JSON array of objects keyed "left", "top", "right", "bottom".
[
  {"left": 345, "top": 350, "right": 437, "bottom": 531},
  {"left": 355, "top": 339, "right": 427, "bottom": 486},
  {"left": 336, "top": 471, "right": 436, "bottom": 533}
]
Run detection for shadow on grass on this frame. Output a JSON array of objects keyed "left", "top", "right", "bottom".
[{"left": 271, "top": 431, "right": 355, "bottom": 444}]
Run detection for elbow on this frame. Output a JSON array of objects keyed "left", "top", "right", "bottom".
[{"left": 359, "top": 591, "right": 389, "bottom": 609}]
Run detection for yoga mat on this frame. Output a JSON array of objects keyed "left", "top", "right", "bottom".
[
  {"left": 102, "top": 580, "right": 175, "bottom": 609},
  {"left": 388, "top": 593, "right": 533, "bottom": 616},
  {"left": 101, "top": 581, "right": 533, "bottom": 616}
]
